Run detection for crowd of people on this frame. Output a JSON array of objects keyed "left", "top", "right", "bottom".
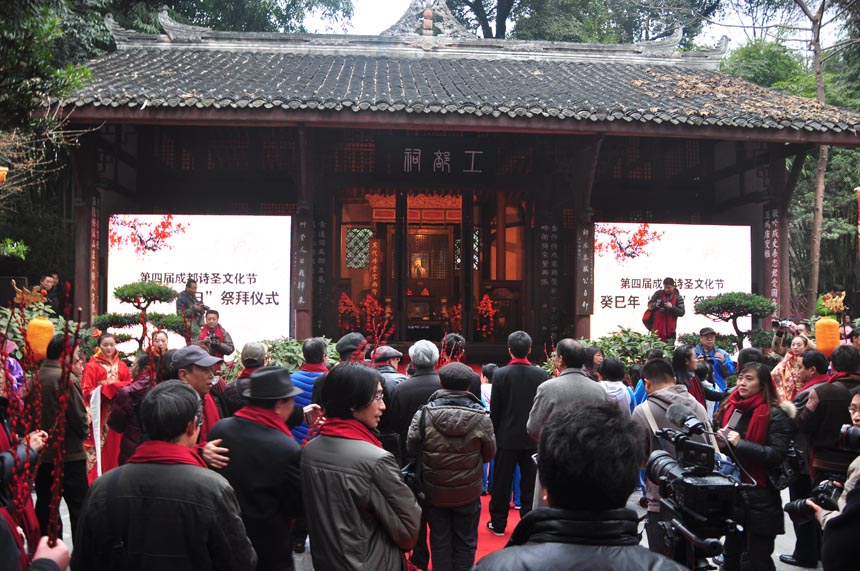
[{"left": 1, "top": 310, "right": 860, "bottom": 571}]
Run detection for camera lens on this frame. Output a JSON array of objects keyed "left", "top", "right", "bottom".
[
  {"left": 783, "top": 499, "right": 815, "bottom": 523},
  {"left": 839, "top": 424, "right": 860, "bottom": 451}
]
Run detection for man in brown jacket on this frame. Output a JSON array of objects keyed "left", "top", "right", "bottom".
[
  {"left": 33, "top": 334, "right": 89, "bottom": 537},
  {"left": 407, "top": 362, "right": 496, "bottom": 571}
]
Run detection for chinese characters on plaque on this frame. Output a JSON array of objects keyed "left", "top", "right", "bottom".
[
  {"left": 539, "top": 223, "right": 561, "bottom": 335},
  {"left": 574, "top": 225, "right": 594, "bottom": 315},
  {"left": 369, "top": 239, "right": 381, "bottom": 297},
  {"left": 763, "top": 208, "right": 780, "bottom": 306},
  {"left": 293, "top": 212, "right": 314, "bottom": 310}
]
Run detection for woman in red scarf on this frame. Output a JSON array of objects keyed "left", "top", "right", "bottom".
[
  {"left": 301, "top": 363, "right": 421, "bottom": 571},
  {"left": 716, "top": 362, "right": 795, "bottom": 571},
  {"left": 81, "top": 333, "right": 131, "bottom": 483}
]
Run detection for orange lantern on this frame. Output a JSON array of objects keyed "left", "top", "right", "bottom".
[
  {"left": 815, "top": 316, "right": 840, "bottom": 357},
  {"left": 25, "top": 316, "right": 54, "bottom": 361}
]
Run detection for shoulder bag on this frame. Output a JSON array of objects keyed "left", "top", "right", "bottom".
[{"left": 401, "top": 407, "right": 428, "bottom": 502}]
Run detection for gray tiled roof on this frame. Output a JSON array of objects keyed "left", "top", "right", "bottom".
[{"left": 63, "top": 16, "right": 860, "bottom": 136}]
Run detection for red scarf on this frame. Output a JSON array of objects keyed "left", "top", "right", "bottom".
[
  {"left": 127, "top": 440, "right": 208, "bottom": 469},
  {"left": 198, "top": 326, "right": 226, "bottom": 346},
  {"left": 1, "top": 508, "right": 27, "bottom": 570},
  {"left": 319, "top": 418, "right": 382, "bottom": 448},
  {"left": 301, "top": 363, "right": 329, "bottom": 373},
  {"left": 508, "top": 357, "right": 533, "bottom": 366},
  {"left": 799, "top": 373, "right": 829, "bottom": 394},
  {"left": 682, "top": 374, "right": 706, "bottom": 407},
  {"left": 722, "top": 391, "right": 770, "bottom": 487},
  {"left": 198, "top": 392, "right": 221, "bottom": 443},
  {"left": 652, "top": 291, "right": 678, "bottom": 342},
  {"left": 235, "top": 405, "right": 292, "bottom": 436},
  {"left": 828, "top": 371, "right": 852, "bottom": 384}
]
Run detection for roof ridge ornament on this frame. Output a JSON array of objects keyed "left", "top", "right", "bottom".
[
  {"left": 157, "top": 7, "right": 211, "bottom": 42},
  {"left": 382, "top": 0, "right": 477, "bottom": 40},
  {"left": 103, "top": 14, "right": 140, "bottom": 48}
]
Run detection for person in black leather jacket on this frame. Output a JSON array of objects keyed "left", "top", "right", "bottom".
[
  {"left": 474, "top": 401, "right": 685, "bottom": 571},
  {"left": 715, "top": 362, "right": 794, "bottom": 571}
]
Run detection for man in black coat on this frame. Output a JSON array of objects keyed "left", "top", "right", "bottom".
[
  {"left": 474, "top": 404, "right": 685, "bottom": 571},
  {"left": 209, "top": 367, "right": 304, "bottom": 571},
  {"left": 388, "top": 339, "right": 442, "bottom": 467},
  {"left": 488, "top": 330, "right": 548, "bottom": 535}
]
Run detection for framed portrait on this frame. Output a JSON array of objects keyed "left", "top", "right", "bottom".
[
  {"left": 410, "top": 252, "right": 430, "bottom": 279},
  {"left": 407, "top": 300, "right": 430, "bottom": 320}
]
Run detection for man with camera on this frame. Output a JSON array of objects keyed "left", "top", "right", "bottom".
[
  {"left": 771, "top": 319, "right": 816, "bottom": 357},
  {"left": 647, "top": 278, "right": 685, "bottom": 343},
  {"left": 804, "top": 386, "right": 860, "bottom": 571},
  {"left": 694, "top": 327, "right": 734, "bottom": 393},
  {"left": 197, "top": 309, "right": 235, "bottom": 371},
  {"left": 631, "top": 358, "right": 710, "bottom": 558},
  {"left": 788, "top": 345, "right": 860, "bottom": 568},
  {"left": 176, "top": 278, "right": 207, "bottom": 327},
  {"left": 475, "top": 402, "right": 685, "bottom": 571}
]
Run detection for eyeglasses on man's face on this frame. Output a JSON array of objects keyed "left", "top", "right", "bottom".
[{"left": 371, "top": 391, "right": 384, "bottom": 402}]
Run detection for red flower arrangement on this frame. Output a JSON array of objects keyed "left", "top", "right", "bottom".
[
  {"left": 477, "top": 294, "right": 496, "bottom": 340},
  {"left": 338, "top": 293, "right": 360, "bottom": 332}
]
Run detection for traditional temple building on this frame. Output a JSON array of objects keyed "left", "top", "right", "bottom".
[{"left": 60, "top": 0, "right": 860, "bottom": 353}]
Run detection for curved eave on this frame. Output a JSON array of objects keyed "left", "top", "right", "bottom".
[{"left": 56, "top": 104, "right": 860, "bottom": 147}]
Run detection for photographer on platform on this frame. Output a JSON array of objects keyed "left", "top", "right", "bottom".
[
  {"left": 176, "top": 278, "right": 207, "bottom": 327},
  {"left": 198, "top": 310, "right": 235, "bottom": 368},
  {"left": 647, "top": 278, "right": 685, "bottom": 343},
  {"left": 631, "top": 358, "right": 710, "bottom": 557}
]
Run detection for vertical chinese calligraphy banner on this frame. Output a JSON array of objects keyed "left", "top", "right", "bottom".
[
  {"left": 763, "top": 209, "right": 780, "bottom": 310},
  {"left": 591, "top": 223, "right": 751, "bottom": 341},
  {"left": 107, "top": 215, "right": 291, "bottom": 355}
]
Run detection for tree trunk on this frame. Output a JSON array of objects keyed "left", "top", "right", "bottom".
[
  {"left": 466, "top": 0, "right": 494, "bottom": 38},
  {"left": 804, "top": 0, "right": 830, "bottom": 314},
  {"left": 807, "top": 146, "right": 829, "bottom": 312}
]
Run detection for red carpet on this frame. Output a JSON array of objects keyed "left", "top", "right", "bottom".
[
  {"left": 415, "top": 495, "right": 521, "bottom": 569},
  {"left": 475, "top": 494, "right": 521, "bottom": 560}
]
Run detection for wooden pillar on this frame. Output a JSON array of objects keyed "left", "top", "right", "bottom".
[
  {"left": 573, "top": 135, "right": 604, "bottom": 340},
  {"left": 495, "top": 192, "right": 506, "bottom": 280},
  {"left": 395, "top": 190, "right": 408, "bottom": 339},
  {"left": 462, "top": 191, "right": 475, "bottom": 341},
  {"left": 70, "top": 141, "right": 97, "bottom": 323},
  {"left": 292, "top": 127, "right": 314, "bottom": 339}
]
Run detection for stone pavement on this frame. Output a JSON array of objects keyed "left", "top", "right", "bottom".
[{"left": 57, "top": 487, "right": 823, "bottom": 570}]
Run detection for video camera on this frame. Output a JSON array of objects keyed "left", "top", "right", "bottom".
[
  {"left": 646, "top": 404, "right": 740, "bottom": 569},
  {"left": 784, "top": 424, "right": 860, "bottom": 522}
]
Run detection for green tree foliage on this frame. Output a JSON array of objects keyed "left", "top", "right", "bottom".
[
  {"left": 92, "top": 281, "right": 192, "bottom": 353},
  {"left": 720, "top": 40, "right": 803, "bottom": 87},
  {"left": 722, "top": 40, "right": 860, "bottom": 317},
  {"left": 0, "top": 1, "right": 90, "bottom": 131},
  {"left": 451, "top": 0, "right": 722, "bottom": 44},
  {"left": 695, "top": 292, "right": 778, "bottom": 350}
]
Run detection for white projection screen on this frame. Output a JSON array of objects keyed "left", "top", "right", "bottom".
[
  {"left": 107, "top": 214, "right": 292, "bottom": 357},
  {"left": 591, "top": 223, "right": 752, "bottom": 341}
]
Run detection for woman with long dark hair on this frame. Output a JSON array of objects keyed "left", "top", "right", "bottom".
[
  {"left": 301, "top": 362, "right": 421, "bottom": 571},
  {"left": 584, "top": 346, "right": 604, "bottom": 381},
  {"left": 671, "top": 345, "right": 724, "bottom": 408},
  {"left": 715, "top": 362, "right": 794, "bottom": 571}
]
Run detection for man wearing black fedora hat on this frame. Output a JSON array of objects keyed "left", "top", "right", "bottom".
[{"left": 209, "top": 366, "right": 305, "bottom": 571}]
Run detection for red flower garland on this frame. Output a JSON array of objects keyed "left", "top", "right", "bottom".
[{"left": 477, "top": 294, "right": 497, "bottom": 340}]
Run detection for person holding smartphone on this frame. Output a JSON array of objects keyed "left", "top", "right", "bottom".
[{"left": 716, "top": 363, "right": 794, "bottom": 571}]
